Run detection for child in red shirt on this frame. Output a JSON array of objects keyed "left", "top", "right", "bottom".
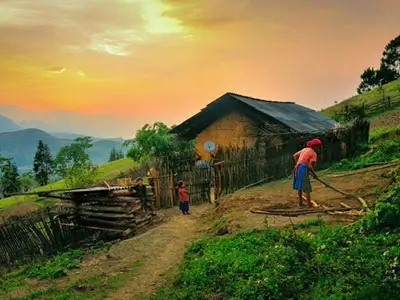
[{"left": 178, "top": 181, "right": 190, "bottom": 215}]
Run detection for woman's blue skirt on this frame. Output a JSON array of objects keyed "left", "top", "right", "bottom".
[{"left": 292, "top": 163, "right": 312, "bottom": 192}]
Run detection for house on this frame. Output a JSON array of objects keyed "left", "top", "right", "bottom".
[{"left": 170, "top": 93, "right": 337, "bottom": 160}]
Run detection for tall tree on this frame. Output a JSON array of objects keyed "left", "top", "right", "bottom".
[
  {"left": 55, "top": 137, "right": 96, "bottom": 188},
  {"left": 124, "top": 122, "right": 194, "bottom": 162},
  {"left": 380, "top": 35, "right": 400, "bottom": 77},
  {"left": 33, "top": 140, "right": 54, "bottom": 186},
  {"left": 0, "top": 157, "right": 21, "bottom": 197},
  {"left": 109, "top": 147, "right": 117, "bottom": 162},
  {"left": 357, "top": 34, "right": 400, "bottom": 94},
  {"left": 357, "top": 67, "right": 379, "bottom": 94}
]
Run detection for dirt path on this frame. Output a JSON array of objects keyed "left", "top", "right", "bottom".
[{"left": 71, "top": 203, "right": 212, "bottom": 300}]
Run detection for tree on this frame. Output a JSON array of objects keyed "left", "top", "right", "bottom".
[
  {"left": 380, "top": 35, "right": 400, "bottom": 77},
  {"left": 118, "top": 149, "right": 125, "bottom": 159},
  {"left": 109, "top": 147, "right": 117, "bottom": 162},
  {"left": 357, "top": 34, "right": 400, "bottom": 94},
  {"left": 54, "top": 137, "right": 97, "bottom": 188},
  {"left": 33, "top": 140, "right": 54, "bottom": 186},
  {"left": 0, "top": 156, "right": 21, "bottom": 197},
  {"left": 357, "top": 67, "right": 379, "bottom": 94},
  {"left": 19, "top": 171, "right": 38, "bottom": 192},
  {"left": 124, "top": 122, "right": 194, "bottom": 162},
  {"left": 108, "top": 147, "right": 124, "bottom": 162}
]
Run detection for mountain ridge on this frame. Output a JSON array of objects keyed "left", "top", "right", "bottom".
[{"left": 0, "top": 127, "right": 124, "bottom": 170}]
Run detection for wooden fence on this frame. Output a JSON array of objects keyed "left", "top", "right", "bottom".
[
  {"left": 0, "top": 208, "right": 100, "bottom": 268},
  {"left": 151, "top": 119, "right": 370, "bottom": 208}
]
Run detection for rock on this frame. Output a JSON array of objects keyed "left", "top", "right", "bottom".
[{"left": 215, "top": 225, "right": 229, "bottom": 236}]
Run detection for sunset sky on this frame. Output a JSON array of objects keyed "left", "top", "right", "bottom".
[{"left": 0, "top": 0, "right": 399, "bottom": 138}]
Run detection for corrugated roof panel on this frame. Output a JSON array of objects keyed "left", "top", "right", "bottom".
[{"left": 231, "top": 94, "right": 337, "bottom": 132}]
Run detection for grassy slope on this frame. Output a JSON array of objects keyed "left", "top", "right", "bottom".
[
  {"left": 0, "top": 158, "right": 136, "bottom": 210},
  {"left": 322, "top": 79, "right": 400, "bottom": 119}
]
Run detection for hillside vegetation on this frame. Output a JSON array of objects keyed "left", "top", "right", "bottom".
[
  {"left": 322, "top": 79, "right": 400, "bottom": 125},
  {"left": 0, "top": 158, "right": 136, "bottom": 211}
]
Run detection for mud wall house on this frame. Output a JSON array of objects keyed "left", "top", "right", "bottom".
[{"left": 170, "top": 93, "right": 338, "bottom": 160}]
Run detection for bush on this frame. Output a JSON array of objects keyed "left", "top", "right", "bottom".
[
  {"left": 330, "top": 138, "right": 400, "bottom": 171},
  {"left": 152, "top": 226, "right": 400, "bottom": 300},
  {"left": 364, "top": 167, "right": 400, "bottom": 231},
  {"left": 24, "top": 249, "right": 83, "bottom": 280}
]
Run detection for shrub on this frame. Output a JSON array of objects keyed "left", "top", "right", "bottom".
[{"left": 152, "top": 226, "right": 400, "bottom": 299}]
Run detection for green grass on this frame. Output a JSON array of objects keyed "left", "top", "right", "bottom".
[
  {"left": 0, "top": 248, "right": 144, "bottom": 300},
  {"left": 0, "top": 158, "right": 137, "bottom": 210},
  {"left": 322, "top": 79, "right": 400, "bottom": 118},
  {"left": 370, "top": 126, "right": 400, "bottom": 143},
  {"left": 328, "top": 135, "right": 400, "bottom": 172}
]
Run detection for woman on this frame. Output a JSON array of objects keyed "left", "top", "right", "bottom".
[{"left": 292, "top": 138, "right": 322, "bottom": 208}]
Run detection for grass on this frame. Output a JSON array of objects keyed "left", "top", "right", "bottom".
[
  {"left": 0, "top": 248, "right": 144, "bottom": 300},
  {"left": 328, "top": 132, "right": 400, "bottom": 172},
  {"left": 0, "top": 158, "right": 137, "bottom": 210},
  {"left": 152, "top": 224, "right": 400, "bottom": 300},
  {"left": 322, "top": 79, "right": 400, "bottom": 118},
  {"left": 369, "top": 126, "right": 400, "bottom": 143}
]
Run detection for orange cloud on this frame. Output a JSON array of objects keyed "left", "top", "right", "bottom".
[{"left": 0, "top": 0, "right": 399, "bottom": 137}]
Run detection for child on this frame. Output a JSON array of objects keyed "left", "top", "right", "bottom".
[
  {"left": 178, "top": 181, "right": 190, "bottom": 215},
  {"left": 292, "top": 139, "right": 322, "bottom": 208},
  {"left": 133, "top": 177, "right": 147, "bottom": 211}
]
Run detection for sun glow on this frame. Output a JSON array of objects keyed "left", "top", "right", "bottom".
[{"left": 140, "top": 0, "right": 186, "bottom": 34}]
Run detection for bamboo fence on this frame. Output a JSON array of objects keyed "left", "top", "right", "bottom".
[{"left": 152, "top": 119, "right": 370, "bottom": 208}]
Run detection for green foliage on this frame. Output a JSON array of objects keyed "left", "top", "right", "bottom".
[
  {"left": 381, "top": 35, "right": 400, "bottom": 78},
  {"left": 33, "top": 140, "right": 54, "bottom": 186},
  {"left": 370, "top": 126, "right": 400, "bottom": 143},
  {"left": 125, "top": 122, "right": 194, "bottom": 162},
  {"left": 54, "top": 137, "right": 97, "bottom": 188},
  {"left": 108, "top": 147, "right": 124, "bottom": 162},
  {"left": 329, "top": 138, "right": 400, "bottom": 171},
  {"left": 357, "top": 34, "right": 399, "bottom": 94},
  {"left": 363, "top": 166, "right": 400, "bottom": 231},
  {"left": 292, "top": 217, "right": 325, "bottom": 229},
  {"left": 153, "top": 225, "right": 400, "bottom": 300},
  {"left": 18, "top": 171, "right": 38, "bottom": 192},
  {"left": 357, "top": 67, "right": 380, "bottom": 94},
  {"left": 24, "top": 249, "right": 83, "bottom": 280},
  {"left": 0, "top": 156, "right": 21, "bottom": 197}
]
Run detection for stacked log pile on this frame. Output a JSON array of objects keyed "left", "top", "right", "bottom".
[{"left": 52, "top": 185, "right": 161, "bottom": 237}]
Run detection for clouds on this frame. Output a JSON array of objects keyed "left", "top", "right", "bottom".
[{"left": 0, "top": 0, "right": 400, "bottom": 138}]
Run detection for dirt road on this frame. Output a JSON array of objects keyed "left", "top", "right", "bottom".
[{"left": 75, "top": 204, "right": 212, "bottom": 300}]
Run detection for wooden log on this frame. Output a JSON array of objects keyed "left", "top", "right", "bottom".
[
  {"left": 135, "top": 215, "right": 152, "bottom": 224},
  {"left": 78, "top": 217, "right": 132, "bottom": 226},
  {"left": 79, "top": 205, "right": 130, "bottom": 213},
  {"left": 250, "top": 207, "right": 360, "bottom": 217},
  {"left": 112, "top": 190, "right": 137, "bottom": 196},
  {"left": 62, "top": 224, "right": 126, "bottom": 233},
  {"left": 340, "top": 202, "right": 352, "bottom": 209},
  {"left": 314, "top": 176, "right": 369, "bottom": 210},
  {"left": 78, "top": 211, "right": 135, "bottom": 219}
]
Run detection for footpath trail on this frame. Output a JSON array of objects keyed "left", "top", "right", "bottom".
[{"left": 103, "top": 203, "right": 212, "bottom": 300}]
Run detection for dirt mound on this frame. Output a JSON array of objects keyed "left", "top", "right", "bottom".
[
  {"left": 0, "top": 202, "right": 40, "bottom": 221},
  {"left": 370, "top": 108, "right": 400, "bottom": 128}
]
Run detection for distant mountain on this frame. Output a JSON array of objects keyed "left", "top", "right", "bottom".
[
  {"left": 51, "top": 132, "right": 124, "bottom": 143},
  {"left": 0, "top": 114, "right": 22, "bottom": 132},
  {"left": 0, "top": 128, "right": 124, "bottom": 170}
]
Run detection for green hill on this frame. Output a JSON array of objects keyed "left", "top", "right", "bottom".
[
  {"left": 322, "top": 79, "right": 400, "bottom": 127},
  {"left": 0, "top": 158, "right": 137, "bottom": 211},
  {"left": 0, "top": 128, "right": 124, "bottom": 169}
]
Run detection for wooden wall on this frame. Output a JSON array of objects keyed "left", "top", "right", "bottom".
[{"left": 195, "top": 111, "right": 258, "bottom": 159}]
